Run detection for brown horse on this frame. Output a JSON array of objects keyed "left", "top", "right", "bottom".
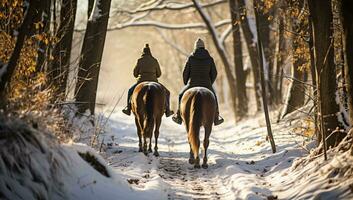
[
  {"left": 180, "top": 87, "right": 216, "bottom": 169},
  {"left": 131, "top": 81, "right": 166, "bottom": 156}
]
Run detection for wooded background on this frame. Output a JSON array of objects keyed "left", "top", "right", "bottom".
[{"left": 0, "top": 0, "right": 352, "bottom": 151}]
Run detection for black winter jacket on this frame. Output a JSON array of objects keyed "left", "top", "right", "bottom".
[{"left": 182, "top": 48, "right": 217, "bottom": 88}]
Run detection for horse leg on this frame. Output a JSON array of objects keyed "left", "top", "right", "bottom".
[
  {"left": 188, "top": 142, "right": 195, "bottom": 164},
  {"left": 143, "top": 134, "right": 148, "bottom": 155},
  {"left": 148, "top": 137, "right": 153, "bottom": 153},
  {"left": 193, "top": 136, "right": 201, "bottom": 169},
  {"left": 202, "top": 125, "right": 212, "bottom": 169},
  {"left": 153, "top": 118, "right": 161, "bottom": 157},
  {"left": 135, "top": 117, "right": 143, "bottom": 152},
  {"left": 148, "top": 118, "right": 154, "bottom": 153}
]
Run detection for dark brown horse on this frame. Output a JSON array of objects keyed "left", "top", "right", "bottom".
[
  {"left": 180, "top": 87, "right": 216, "bottom": 168},
  {"left": 131, "top": 81, "right": 166, "bottom": 156}
]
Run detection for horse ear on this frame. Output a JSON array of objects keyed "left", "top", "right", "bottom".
[{"left": 145, "top": 44, "right": 149, "bottom": 48}]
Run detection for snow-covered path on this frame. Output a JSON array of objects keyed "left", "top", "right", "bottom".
[{"left": 99, "top": 110, "right": 312, "bottom": 200}]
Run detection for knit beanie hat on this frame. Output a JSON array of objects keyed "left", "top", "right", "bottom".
[
  {"left": 143, "top": 44, "right": 151, "bottom": 55},
  {"left": 194, "top": 38, "right": 205, "bottom": 49}
]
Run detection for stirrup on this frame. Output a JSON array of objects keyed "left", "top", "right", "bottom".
[
  {"left": 122, "top": 107, "right": 131, "bottom": 116},
  {"left": 172, "top": 114, "right": 182, "bottom": 125},
  {"left": 165, "top": 110, "right": 174, "bottom": 117},
  {"left": 214, "top": 116, "right": 224, "bottom": 126}
]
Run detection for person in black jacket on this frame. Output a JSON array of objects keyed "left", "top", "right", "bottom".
[{"left": 172, "top": 38, "right": 224, "bottom": 125}]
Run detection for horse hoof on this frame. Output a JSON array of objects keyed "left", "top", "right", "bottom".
[
  {"left": 189, "top": 158, "right": 195, "bottom": 164},
  {"left": 148, "top": 149, "right": 153, "bottom": 153},
  {"left": 138, "top": 148, "right": 143, "bottom": 152},
  {"left": 202, "top": 163, "right": 208, "bottom": 169},
  {"left": 153, "top": 151, "right": 159, "bottom": 157},
  {"left": 194, "top": 164, "right": 201, "bottom": 169}
]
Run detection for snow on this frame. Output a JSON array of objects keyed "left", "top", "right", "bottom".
[
  {"left": 335, "top": 90, "right": 350, "bottom": 130},
  {"left": 91, "top": 106, "right": 343, "bottom": 199},
  {"left": 2, "top": 105, "right": 353, "bottom": 199},
  {"left": 244, "top": 0, "right": 258, "bottom": 44},
  {"left": 90, "top": 0, "right": 102, "bottom": 22}
]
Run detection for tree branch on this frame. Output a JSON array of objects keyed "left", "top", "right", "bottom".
[
  {"left": 75, "top": 19, "right": 231, "bottom": 32},
  {"left": 114, "top": 0, "right": 226, "bottom": 15},
  {"left": 155, "top": 28, "right": 189, "bottom": 57}
]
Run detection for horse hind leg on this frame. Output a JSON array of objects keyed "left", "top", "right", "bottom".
[
  {"left": 143, "top": 134, "right": 148, "bottom": 155},
  {"left": 190, "top": 132, "right": 200, "bottom": 169},
  {"left": 153, "top": 118, "right": 161, "bottom": 157},
  {"left": 188, "top": 142, "right": 195, "bottom": 164},
  {"left": 202, "top": 125, "right": 212, "bottom": 169},
  {"left": 135, "top": 118, "right": 143, "bottom": 152},
  {"left": 147, "top": 120, "right": 154, "bottom": 153}
]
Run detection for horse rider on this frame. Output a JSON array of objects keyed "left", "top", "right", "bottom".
[
  {"left": 172, "top": 38, "right": 224, "bottom": 126},
  {"left": 122, "top": 44, "right": 173, "bottom": 117}
]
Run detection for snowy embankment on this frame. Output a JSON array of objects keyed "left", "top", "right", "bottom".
[{"left": 1, "top": 106, "right": 353, "bottom": 199}]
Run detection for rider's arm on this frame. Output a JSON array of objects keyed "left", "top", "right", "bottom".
[
  {"left": 133, "top": 60, "right": 141, "bottom": 78},
  {"left": 210, "top": 58, "right": 217, "bottom": 84},
  {"left": 156, "top": 59, "right": 162, "bottom": 78},
  {"left": 183, "top": 58, "right": 191, "bottom": 85}
]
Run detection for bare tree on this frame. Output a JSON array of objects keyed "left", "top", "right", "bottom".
[
  {"left": 51, "top": 0, "right": 78, "bottom": 102},
  {"left": 308, "top": 0, "right": 343, "bottom": 148},
  {"left": 282, "top": 4, "right": 306, "bottom": 117},
  {"left": 229, "top": 0, "right": 248, "bottom": 118},
  {"left": 192, "top": 0, "right": 238, "bottom": 120},
  {"left": 75, "top": 0, "right": 112, "bottom": 115},
  {"left": 253, "top": 0, "right": 276, "bottom": 153},
  {"left": 254, "top": 0, "right": 276, "bottom": 105},
  {"left": 238, "top": 0, "right": 262, "bottom": 112},
  {"left": 341, "top": 0, "right": 353, "bottom": 125}
]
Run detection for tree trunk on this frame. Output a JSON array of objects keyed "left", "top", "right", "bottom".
[
  {"left": 34, "top": 0, "right": 51, "bottom": 72},
  {"left": 253, "top": 1, "right": 276, "bottom": 153},
  {"left": 75, "top": 0, "right": 112, "bottom": 115},
  {"left": 273, "top": 9, "right": 286, "bottom": 105},
  {"left": 308, "top": 0, "right": 342, "bottom": 148},
  {"left": 282, "top": 17, "right": 305, "bottom": 117},
  {"left": 52, "top": 0, "right": 77, "bottom": 102},
  {"left": 0, "top": 0, "right": 42, "bottom": 104},
  {"left": 229, "top": 0, "right": 248, "bottom": 118},
  {"left": 341, "top": 0, "right": 353, "bottom": 125},
  {"left": 238, "top": 0, "right": 262, "bottom": 112},
  {"left": 255, "top": 0, "right": 275, "bottom": 105},
  {"left": 192, "top": 0, "right": 237, "bottom": 121},
  {"left": 308, "top": 15, "right": 319, "bottom": 142},
  {"left": 88, "top": 0, "right": 95, "bottom": 19}
]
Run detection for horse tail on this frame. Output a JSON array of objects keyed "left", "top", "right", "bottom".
[
  {"left": 189, "top": 92, "right": 202, "bottom": 159},
  {"left": 143, "top": 86, "right": 154, "bottom": 138}
]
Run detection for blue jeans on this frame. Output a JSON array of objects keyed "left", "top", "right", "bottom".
[{"left": 127, "top": 83, "right": 139, "bottom": 107}]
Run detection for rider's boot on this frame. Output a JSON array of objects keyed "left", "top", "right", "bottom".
[
  {"left": 172, "top": 110, "right": 182, "bottom": 124},
  {"left": 214, "top": 110, "right": 224, "bottom": 126},
  {"left": 122, "top": 103, "right": 131, "bottom": 116},
  {"left": 165, "top": 94, "right": 174, "bottom": 117},
  {"left": 165, "top": 108, "right": 174, "bottom": 117}
]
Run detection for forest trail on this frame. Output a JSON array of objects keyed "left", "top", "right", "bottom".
[{"left": 102, "top": 110, "right": 311, "bottom": 200}]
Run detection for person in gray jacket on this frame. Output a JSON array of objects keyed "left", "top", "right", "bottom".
[{"left": 122, "top": 44, "right": 173, "bottom": 117}]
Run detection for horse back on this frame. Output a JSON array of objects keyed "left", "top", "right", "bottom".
[
  {"left": 181, "top": 87, "right": 216, "bottom": 126},
  {"left": 131, "top": 82, "right": 165, "bottom": 118}
]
